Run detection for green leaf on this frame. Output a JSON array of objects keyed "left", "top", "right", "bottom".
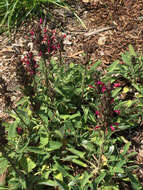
[
  {"left": 112, "top": 87, "right": 122, "bottom": 98},
  {"left": 39, "top": 180, "right": 56, "bottom": 187},
  {"left": 55, "top": 173, "right": 63, "bottom": 181},
  {"left": 90, "top": 61, "right": 101, "bottom": 72},
  {"left": 16, "top": 96, "right": 29, "bottom": 106},
  {"left": 121, "top": 142, "right": 131, "bottom": 155},
  {"left": 80, "top": 171, "right": 93, "bottom": 188},
  {"left": 60, "top": 112, "right": 81, "bottom": 121},
  {"left": 81, "top": 106, "right": 89, "bottom": 123},
  {"left": 0, "top": 187, "right": 9, "bottom": 190},
  {"left": 81, "top": 140, "right": 94, "bottom": 152},
  {"left": 129, "top": 44, "right": 136, "bottom": 56},
  {"left": 112, "top": 167, "right": 124, "bottom": 174},
  {"left": 53, "top": 161, "right": 69, "bottom": 177},
  {"left": 8, "top": 122, "right": 17, "bottom": 139},
  {"left": 127, "top": 173, "right": 142, "bottom": 190},
  {"left": 48, "top": 141, "right": 62, "bottom": 151},
  {"left": 55, "top": 179, "right": 69, "bottom": 190},
  {"left": 101, "top": 184, "right": 119, "bottom": 190},
  {"left": 61, "top": 155, "right": 78, "bottom": 161},
  {"left": 67, "top": 147, "right": 85, "bottom": 158},
  {"left": 0, "top": 158, "right": 8, "bottom": 175},
  {"left": 107, "top": 60, "right": 119, "bottom": 72},
  {"left": 20, "top": 157, "right": 36, "bottom": 173},
  {"left": 27, "top": 147, "right": 45, "bottom": 155},
  {"left": 72, "top": 159, "right": 87, "bottom": 167},
  {"left": 94, "top": 172, "right": 106, "bottom": 186},
  {"left": 38, "top": 110, "right": 49, "bottom": 125}
]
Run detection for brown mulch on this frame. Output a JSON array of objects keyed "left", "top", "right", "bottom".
[{"left": 0, "top": 0, "right": 143, "bottom": 185}]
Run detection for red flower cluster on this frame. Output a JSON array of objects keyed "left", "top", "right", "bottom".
[
  {"left": 30, "top": 19, "right": 66, "bottom": 58},
  {"left": 22, "top": 52, "right": 38, "bottom": 75}
]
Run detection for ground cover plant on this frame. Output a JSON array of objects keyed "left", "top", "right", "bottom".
[{"left": 0, "top": 20, "right": 143, "bottom": 189}]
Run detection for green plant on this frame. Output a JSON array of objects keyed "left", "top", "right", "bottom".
[
  {"left": 0, "top": 0, "right": 68, "bottom": 31},
  {"left": 104, "top": 45, "right": 143, "bottom": 131},
  {"left": 0, "top": 0, "right": 86, "bottom": 33},
  {"left": 0, "top": 23, "right": 142, "bottom": 189}
]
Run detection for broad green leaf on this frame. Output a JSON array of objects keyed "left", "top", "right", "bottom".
[
  {"left": 40, "top": 135, "right": 49, "bottom": 147},
  {"left": 80, "top": 171, "right": 93, "bottom": 188},
  {"left": 72, "top": 159, "right": 87, "bottom": 167},
  {"left": 112, "top": 87, "right": 122, "bottom": 97},
  {"left": 38, "top": 110, "right": 49, "bottom": 125},
  {"left": 39, "top": 180, "right": 56, "bottom": 187},
  {"left": 61, "top": 155, "right": 78, "bottom": 161},
  {"left": 94, "top": 172, "right": 106, "bottom": 186},
  {"left": 26, "top": 157, "right": 36, "bottom": 173},
  {"left": 55, "top": 173, "right": 63, "bottom": 181},
  {"left": 48, "top": 141, "right": 62, "bottom": 151},
  {"left": 81, "top": 140, "right": 94, "bottom": 152},
  {"left": 90, "top": 61, "right": 101, "bottom": 72},
  {"left": 8, "top": 122, "right": 17, "bottom": 139},
  {"left": 112, "top": 167, "right": 124, "bottom": 174},
  {"left": 27, "top": 147, "right": 45, "bottom": 155},
  {"left": 60, "top": 112, "right": 81, "bottom": 120},
  {"left": 129, "top": 44, "right": 136, "bottom": 56},
  {"left": 20, "top": 157, "right": 36, "bottom": 173},
  {"left": 127, "top": 173, "right": 142, "bottom": 190},
  {"left": 0, "top": 158, "right": 8, "bottom": 175},
  {"left": 101, "top": 184, "right": 119, "bottom": 190},
  {"left": 55, "top": 179, "right": 69, "bottom": 190},
  {"left": 81, "top": 106, "right": 89, "bottom": 123},
  {"left": 127, "top": 152, "right": 137, "bottom": 158},
  {"left": 67, "top": 148, "right": 85, "bottom": 158},
  {"left": 16, "top": 96, "right": 29, "bottom": 106},
  {"left": 107, "top": 60, "right": 119, "bottom": 72},
  {"left": 121, "top": 142, "right": 131, "bottom": 155},
  {"left": 115, "top": 159, "right": 126, "bottom": 168},
  {"left": 53, "top": 161, "right": 69, "bottom": 177}
]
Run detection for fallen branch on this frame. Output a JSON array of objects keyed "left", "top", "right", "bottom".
[{"left": 84, "top": 26, "right": 116, "bottom": 37}]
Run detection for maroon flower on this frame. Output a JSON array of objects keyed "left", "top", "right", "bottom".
[{"left": 16, "top": 127, "right": 23, "bottom": 135}]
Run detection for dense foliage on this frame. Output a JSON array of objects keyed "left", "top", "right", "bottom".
[
  {"left": 0, "top": 20, "right": 143, "bottom": 189},
  {"left": 0, "top": 0, "right": 69, "bottom": 31}
]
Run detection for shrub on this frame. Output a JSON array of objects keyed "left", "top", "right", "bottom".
[{"left": 0, "top": 22, "right": 142, "bottom": 189}]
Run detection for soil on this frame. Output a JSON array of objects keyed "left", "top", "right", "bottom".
[{"left": 0, "top": 0, "right": 143, "bottom": 186}]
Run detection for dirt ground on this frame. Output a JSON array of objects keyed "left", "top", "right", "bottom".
[{"left": 0, "top": 0, "right": 143, "bottom": 186}]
